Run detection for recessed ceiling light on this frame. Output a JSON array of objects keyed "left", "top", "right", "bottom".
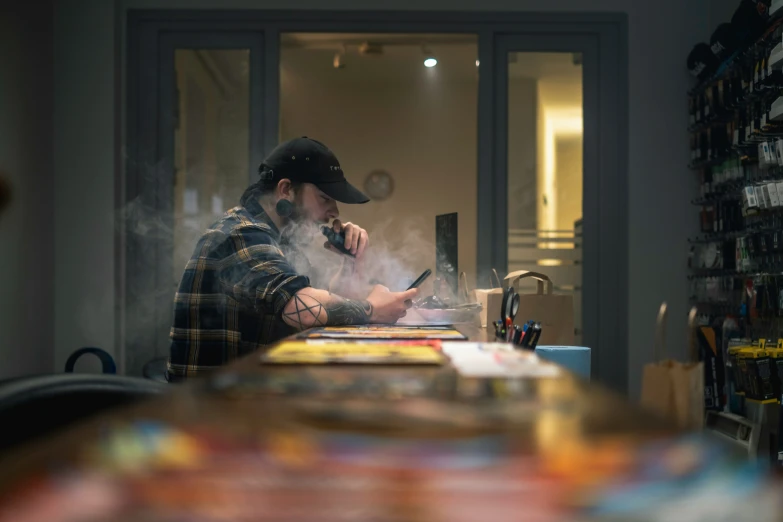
[{"left": 421, "top": 44, "right": 437, "bottom": 68}]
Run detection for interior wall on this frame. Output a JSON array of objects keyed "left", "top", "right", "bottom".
[
  {"left": 536, "top": 78, "right": 583, "bottom": 233},
  {"left": 281, "top": 76, "right": 478, "bottom": 293},
  {"left": 54, "top": 0, "right": 117, "bottom": 371},
  {"left": 0, "top": 1, "right": 55, "bottom": 379},
  {"left": 43, "top": 0, "right": 711, "bottom": 395},
  {"left": 555, "top": 135, "right": 583, "bottom": 231},
  {"left": 707, "top": 0, "right": 742, "bottom": 32}
]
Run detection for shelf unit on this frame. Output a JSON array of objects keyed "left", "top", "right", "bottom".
[{"left": 688, "top": 16, "right": 783, "bottom": 332}]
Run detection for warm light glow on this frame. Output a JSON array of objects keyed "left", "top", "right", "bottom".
[
  {"left": 475, "top": 59, "right": 480, "bottom": 67},
  {"left": 424, "top": 57, "right": 437, "bottom": 67},
  {"left": 542, "top": 108, "right": 582, "bottom": 248},
  {"left": 534, "top": 379, "right": 582, "bottom": 455}
]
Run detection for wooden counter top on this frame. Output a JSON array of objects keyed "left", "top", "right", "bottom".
[{"left": 0, "top": 324, "right": 777, "bottom": 521}]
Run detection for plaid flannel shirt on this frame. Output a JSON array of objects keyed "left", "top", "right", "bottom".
[{"left": 167, "top": 198, "right": 311, "bottom": 381}]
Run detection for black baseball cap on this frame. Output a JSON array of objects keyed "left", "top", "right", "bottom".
[{"left": 260, "top": 137, "right": 370, "bottom": 204}]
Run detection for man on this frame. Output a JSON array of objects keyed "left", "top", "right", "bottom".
[{"left": 168, "top": 137, "right": 418, "bottom": 381}]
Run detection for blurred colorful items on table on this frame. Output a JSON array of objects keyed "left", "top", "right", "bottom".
[
  {"left": 576, "top": 434, "right": 783, "bottom": 520},
  {"left": 1, "top": 420, "right": 781, "bottom": 522},
  {"left": 84, "top": 420, "right": 208, "bottom": 474}
]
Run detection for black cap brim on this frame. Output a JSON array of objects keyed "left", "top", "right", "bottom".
[{"left": 316, "top": 180, "right": 370, "bottom": 204}]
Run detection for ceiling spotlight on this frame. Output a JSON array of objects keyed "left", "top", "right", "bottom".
[{"left": 422, "top": 44, "right": 437, "bottom": 68}]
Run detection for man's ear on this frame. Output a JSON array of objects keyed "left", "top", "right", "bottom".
[{"left": 277, "top": 178, "right": 293, "bottom": 199}]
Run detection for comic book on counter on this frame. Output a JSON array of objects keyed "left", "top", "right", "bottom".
[{"left": 261, "top": 339, "right": 448, "bottom": 365}]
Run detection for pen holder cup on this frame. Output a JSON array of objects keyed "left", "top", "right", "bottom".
[{"left": 534, "top": 346, "right": 591, "bottom": 381}]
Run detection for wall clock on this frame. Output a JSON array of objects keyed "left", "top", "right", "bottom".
[{"left": 363, "top": 169, "right": 395, "bottom": 201}]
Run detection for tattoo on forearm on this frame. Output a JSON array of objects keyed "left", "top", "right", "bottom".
[
  {"left": 283, "top": 293, "right": 372, "bottom": 330},
  {"left": 325, "top": 299, "right": 373, "bottom": 326},
  {"left": 282, "top": 295, "right": 327, "bottom": 330}
]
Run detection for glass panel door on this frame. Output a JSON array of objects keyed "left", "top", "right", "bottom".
[
  {"left": 494, "top": 32, "right": 627, "bottom": 392},
  {"left": 125, "top": 32, "right": 263, "bottom": 376},
  {"left": 172, "top": 48, "right": 251, "bottom": 289},
  {"left": 506, "top": 52, "right": 584, "bottom": 345}
]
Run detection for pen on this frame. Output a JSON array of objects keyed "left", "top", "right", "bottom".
[
  {"left": 505, "top": 317, "right": 514, "bottom": 342},
  {"left": 514, "top": 322, "right": 530, "bottom": 348},
  {"left": 525, "top": 323, "right": 541, "bottom": 349},
  {"left": 512, "top": 325, "right": 522, "bottom": 344},
  {"left": 519, "top": 321, "right": 536, "bottom": 349}
]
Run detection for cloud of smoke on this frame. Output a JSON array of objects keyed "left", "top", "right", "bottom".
[
  {"left": 112, "top": 187, "right": 438, "bottom": 373},
  {"left": 276, "top": 213, "right": 435, "bottom": 298}
]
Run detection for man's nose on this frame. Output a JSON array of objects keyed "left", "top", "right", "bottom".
[{"left": 326, "top": 204, "right": 339, "bottom": 220}]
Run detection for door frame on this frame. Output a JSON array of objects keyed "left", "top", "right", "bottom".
[
  {"left": 494, "top": 32, "right": 627, "bottom": 393},
  {"left": 124, "top": 10, "right": 629, "bottom": 391}
]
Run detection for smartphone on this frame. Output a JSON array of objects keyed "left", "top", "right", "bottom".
[{"left": 406, "top": 269, "right": 432, "bottom": 291}]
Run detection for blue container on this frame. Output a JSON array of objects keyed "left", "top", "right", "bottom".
[{"left": 534, "top": 346, "right": 591, "bottom": 380}]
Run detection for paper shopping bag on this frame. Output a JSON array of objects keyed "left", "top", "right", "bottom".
[
  {"left": 504, "top": 270, "right": 575, "bottom": 346},
  {"left": 640, "top": 359, "right": 676, "bottom": 419},
  {"left": 640, "top": 304, "right": 704, "bottom": 430},
  {"left": 473, "top": 269, "right": 503, "bottom": 328},
  {"left": 671, "top": 360, "right": 705, "bottom": 429}
]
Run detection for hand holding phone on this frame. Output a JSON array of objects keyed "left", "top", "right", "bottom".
[{"left": 366, "top": 284, "right": 420, "bottom": 323}]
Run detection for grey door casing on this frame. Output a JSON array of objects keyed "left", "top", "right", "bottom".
[{"left": 124, "top": 10, "right": 628, "bottom": 391}]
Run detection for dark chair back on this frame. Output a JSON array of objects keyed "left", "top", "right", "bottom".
[
  {"left": 64, "top": 347, "right": 117, "bottom": 374},
  {"left": 0, "top": 374, "right": 167, "bottom": 453}
]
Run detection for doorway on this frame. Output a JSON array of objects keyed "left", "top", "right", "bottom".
[{"left": 125, "top": 11, "right": 628, "bottom": 391}]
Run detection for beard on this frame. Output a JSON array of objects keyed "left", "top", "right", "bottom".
[
  {"left": 288, "top": 193, "right": 329, "bottom": 226},
  {"left": 279, "top": 208, "right": 322, "bottom": 244}
]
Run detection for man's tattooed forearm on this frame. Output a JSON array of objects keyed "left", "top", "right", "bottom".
[
  {"left": 324, "top": 299, "right": 373, "bottom": 325},
  {"left": 282, "top": 293, "right": 372, "bottom": 330},
  {"left": 282, "top": 295, "right": 327, "bottom": 330}
]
